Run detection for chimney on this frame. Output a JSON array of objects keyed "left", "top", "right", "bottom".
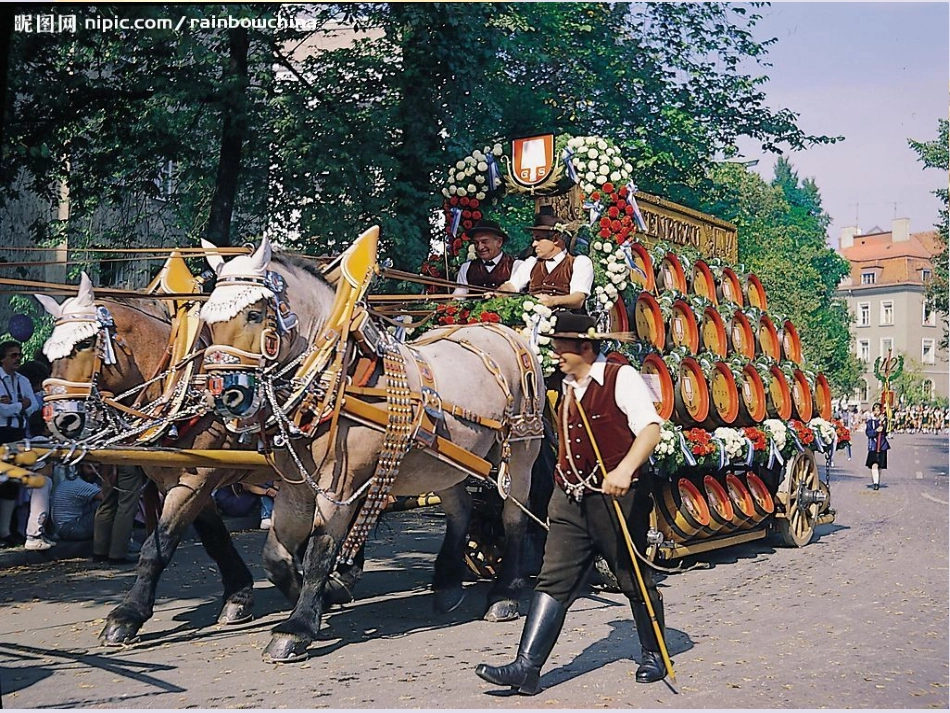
[
  {"left": 892, "top": 218, "right": 910, "bottom": 242},
  {"left": 840, "top": 225, "right": 861, "bottom": 249}
]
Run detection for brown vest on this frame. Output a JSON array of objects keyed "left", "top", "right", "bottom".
[
  {"left": 529, "top": 254, "right": 574, "bottom": 296},
  {"left": 466, "top": 253, "right": 515, "bottom": 289},
  {"left": 556, "top": 362, "right": 635, "bottom": 493}
]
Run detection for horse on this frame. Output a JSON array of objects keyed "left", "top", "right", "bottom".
[
  {"left": 36, "top": 272, "right": 363, "bottom": 646},
  {"left": 200, "top": 230, "right": 543, "bottom": 662}
]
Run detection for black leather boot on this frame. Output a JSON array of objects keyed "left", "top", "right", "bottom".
[
  {"left": 631, "top": 594, "right": 667, "bottom": 683},
  {"left": 476, "top": 591, "right": 566, "bottom": 695}
]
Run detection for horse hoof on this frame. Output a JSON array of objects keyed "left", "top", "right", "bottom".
[
  {"left": 99, "top": 620, "right": 141, "bottom": 646},
  {"left": 484, "top": 600, "right": 521, "bottom": 623},
  {"left": 433, "top": 587, "right": 466, "bottom": 614},
  {"left": 217, "top": 600, "right": 253, "bottom": 625},
  {"left": 262, "top": 635, "right": 310, "bottom": 664}
]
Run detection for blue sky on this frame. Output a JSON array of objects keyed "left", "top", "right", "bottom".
[{"left": 735, "top": 1, "right": 948, "bottom": 246}]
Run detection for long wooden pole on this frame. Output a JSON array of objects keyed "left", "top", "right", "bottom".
[{"left": 1, "top": 444, "right": 272, "bottom": 470}]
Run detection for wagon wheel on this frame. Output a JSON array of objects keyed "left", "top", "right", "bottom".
[
  {"left": 776, "top": 449, "right": 821, "bottom": 547},
  {"left": 594, "top": 507, "right": 660, "bottom": 592}
]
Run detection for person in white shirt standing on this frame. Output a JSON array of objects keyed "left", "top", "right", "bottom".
[
  {"left": 453, "top": 219, "right": 523, "bottom": 296},
  {"left": 497, "top": 207, "right": 594, "bottom": 311},
  {"left": 0, "top": 341, "right": 41, "bottom": 548}
]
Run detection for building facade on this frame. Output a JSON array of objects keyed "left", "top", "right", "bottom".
[{"left": 835, "top": 218, "right": 947, "bottom": 407}]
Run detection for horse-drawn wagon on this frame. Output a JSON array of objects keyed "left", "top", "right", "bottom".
[{"left": 0, "top": 132, "right": 848, "bottom": 663}]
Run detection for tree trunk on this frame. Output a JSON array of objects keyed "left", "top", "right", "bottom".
[
  {"left": 205, "top": 27, "right": 250, "bottom": 248},
  {"left": 0, "top": 6, "right": 16, "bottom": 158}
]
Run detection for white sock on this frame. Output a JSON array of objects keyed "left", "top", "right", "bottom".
[{"left": 871, "top": 464, "right": 880, "bottom": 485}]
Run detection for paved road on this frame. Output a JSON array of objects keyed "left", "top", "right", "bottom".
[{"left": 1, "top": 433, "right": 947, "bottom": 709}]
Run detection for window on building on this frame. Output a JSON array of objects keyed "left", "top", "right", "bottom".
[
  {"left": 861, "top": 272, "right": 877, "bottom": 285},
  {"left": 880, "top": 301, "right": 894, "bottom": 325},
  {"left": 880, "top": 338, "right": 894, "bottom": 359},
  {"left": 923, "top": 379, "right": 935, "bottom": 398},
  {"left": 858, "top": 339, "right": 870, "bottom": 363},
  {"left": 923, "top": 303, "right": 937, "bottom": 326},
  {"left": 857, "top": 302, "right": 870, "bottom": 327},
  {"left": 922, "top": 338, "right": 936, "bottom": 364},
  {"left": 922, "top": 268, "right": 932, "bottom": 283},
  {"left": 857, "top": 379, "right": 869, "bottom": 402}
]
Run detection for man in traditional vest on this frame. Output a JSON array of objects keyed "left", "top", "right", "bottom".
[
  {"left": 0, "top": 340, "right": 40, "bottom": 548},
  {"left": 453, "top": 219, "right": 522, "bottom": 295},
  {"left": 476, "top": 312, "right": 668, "bottom": 695},
  {"left": 497, "top": 207, "right": 594, "bottom": 310}
]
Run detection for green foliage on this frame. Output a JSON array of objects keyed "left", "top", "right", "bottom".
[
  {"left": 701, "top": 161, "right": 861, "bottom": 396},
  {"left": 2, "top": 2, "right": 837, "bottom": 277},
  {"left": 890, "top": 358, "right": 943, "bottom": 406},
  {"left": 908, "top": 119, "right": 949, "bottom": 348}
]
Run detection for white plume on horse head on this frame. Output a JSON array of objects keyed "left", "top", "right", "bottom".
[
  {"left": 39, "top": 271, "right": 103, "bottom": 361},
  {"left": 200, "top": 237, "right": 278, "bottom": 325}
]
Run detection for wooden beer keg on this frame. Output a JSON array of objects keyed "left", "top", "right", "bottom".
[
  {"left": 813, "top": 373, "right": 833, "bottom": 420},
  {"left": 703, "top": 475, "right": 737, "bottom": 535},
  {"left": 790, "top": 367, "right": 814, "bottom": 422},
  {"left": 779, "top": 319, "right": 803, "bottom": 364},
  {"left": 673, "top": 356, "right": 710, "bottom": 426},
  {"left": 744, "top": 472, "right": 775, "bottom": 523},
  {"left": 717, "top": 266, "right": 745, "bottom": 307},
  {"left": 656, "top": 252, "right": 688, "bottom": 294},
  {"left": 667, "top": 299, "right": 700, "bottom": 353},
  {"left": 657, "top": 477, "right": 712, "bottom": 543},
  {"left": 634, "top": 292, "right": 665, "bottom": 350},
  {"left": 691, "top": 260, "right": 719, "bottom": 304},
  {"left": 727, "top": 309, "right": 756, "bottom": 360},
  {"left": 627, "top": 243, "right": 656, "bottom": 293},
  {"left": 756, "top": 313, "right": 782, "bottom": 360},
  {"left": 700, "top": 306, "right": 729, "bottom": 357},
  {"left": 765, "top": 365, "right": 794, "bottom": 420},
  {"left": 707, "top": 361, "right": 740, "bottom": 426},
  {"left": 745, "top": 273, "right": 769, "bottom": 310},
  {"left": 724, "top": 473, "right": 756, "bottom": 530},
  {"left": 736, "top": 362, "right": 768, "bottom": 424}
]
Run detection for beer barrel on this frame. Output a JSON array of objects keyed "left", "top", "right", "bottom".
[
  {"left": 766, "top": 365, "right": 794, "bottom": 420},
  {"left": 634, "top": 292, "right": 665, "bottom": 350},
  {"left": 717, "top": 267, "right": 745, "bottom": 307},
  {"left": 673, "top": 356, "right": 710, "bottom": 426},
  {"left": 744, "top": 472, "right": 775, "bottom": 523},
  {"left": 657, "top": 477, "right": 712, "bottom": 543},
  {"left": 608, "top": 294, "right": 629, "bottom": 332},
  {"left": 691, "top": 260, "right": 719, "bottom": 304},
  {"left": 813, "top": 373, "right": 833, "bottom": 420},
  {"left": 737, "top": 362, "right": 768, "bottom": 424},
  {"left": 745, "top": 273, "right": 769, "bottom": 310},
  {"left": 790, "top": 367, "right": 814, "bottom": 422},
  {"left": 656, "top": 252, "right": 688, "bottom": 294},
  {"left": 727, "top": 310, "right": 756, "bottom": 360},
  {"left": 724, "top": 473, "right": 756, "bottom": 530},
  {"left": 700, "top": 306, "right": 729, "bottom": 357},
  {"left": 667, "top": 299, "right": 700, "bottom": 353},
  {"left": 707, "top": 362, "right": 740, "bottom": 426},
  {"left": 756, "top": 313, "right": 781, "bottom": 360},
  {"left": 779, "top": 319, "right": 803, "bottom": 364},
  {"left": 703, "top": 475, "right": 737, "bottom": 535},
  {"left": 627, "top": 243, "right": 656, "bottom": 293},
  {"left": 639, "top": 353, "right": 675, "bottom": 420}
]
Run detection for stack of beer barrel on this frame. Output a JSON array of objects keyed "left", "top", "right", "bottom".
[
  {"left": 616, "top": 242, "right": 832, "bottom": 428},
  {"left": 606, "top": 241, "right": 834, "bottom": 551}
]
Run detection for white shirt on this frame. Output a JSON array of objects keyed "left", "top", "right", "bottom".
[
  {"left": 562, "top": 355, "right": 663, "bottom": 437},
  {"left": 0, "top": 371, "right": 39, "bottom": 427},
  {"left": 507, "top": 251, "right": 594, "bottom": 296},
  {"left": 454, "top": 256, "right": 525, "bottom": 296}
]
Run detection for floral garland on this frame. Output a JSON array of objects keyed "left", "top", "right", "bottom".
[{"left": 649, "top": 417, "right": 845, "bottom": 478}]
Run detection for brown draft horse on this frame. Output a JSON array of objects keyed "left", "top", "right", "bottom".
[
  {"left": 36, "top": 274, "right": 361, "bottom": 646},
  {"left": 200, "top": 233, "right": 543, "bottom": 662}
]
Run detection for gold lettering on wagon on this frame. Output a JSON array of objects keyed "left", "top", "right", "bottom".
[{"left": 633, "top": 192, "right": 738, "bottom": 263}]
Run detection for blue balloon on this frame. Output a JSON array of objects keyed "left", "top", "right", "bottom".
[{"left": 8, "top": 314, "right": 34, "bottom": 342}]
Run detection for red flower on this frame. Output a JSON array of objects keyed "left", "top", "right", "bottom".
[
  {"left": 449, "top": 197, "right": 459, "bottom": 206},
  {"left": 470, "top": 199, "right": 479, "bottom": 208},
  {"left": 445, "top": 305, "right": 458, "bottom": 315},
  {"left": 610, "top": 220, "right": 622, "bottom": 232},
  {"left": 742, "top": 427, "right": 768, "bottom": 451},
  {"left": 625, "top": 205, "right": 634, "bottom": 216},
  {"left": 460, "top": 197, "right": 470, "bottom": 207},
  {"left": 462, "top": 220, "right": 473, "bottom": 230},
  {"left": 459, "top": 309, "right": 470, "bottom": 320},
  {"left": 590, "top": 191, "right": 601, "bottom": 201},
  {"left": 462, "top": 209, "right": 472, "bottom": 219},
  {"left": 599, "top": 228, "right": 612, "bottom": 238},
  {"left": 452, "top": 238, "right": 462, "bottom": 252},
  {"left": 472, "top": 210, "right": 482, "bottom": 220},
  {"left": 442, "top": 316, "right": 456, "bottom": 325},
  {"left": 600, "top": 217, "right": 612, "bottom": 228},
  {"left": 618, "top": 185, "right": 628, "bottom": 197},
  {"left": 607, "top": 206, "right": 620, "bottom": 218},
  {"left": 602, "top": 182, "right": 615, "bottom": 194}
]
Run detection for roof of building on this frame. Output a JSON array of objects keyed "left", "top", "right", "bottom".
[{"left": 840, "top": 229, "right": 940, "bottom": 286}]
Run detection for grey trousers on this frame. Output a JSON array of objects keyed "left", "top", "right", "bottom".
[{"left": 93, "top": 465, "right": 145, "bottom": 559}]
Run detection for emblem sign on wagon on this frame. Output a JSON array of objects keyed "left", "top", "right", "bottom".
[{"left": 511, "top": 134, "right": 554, "bottom": 188}]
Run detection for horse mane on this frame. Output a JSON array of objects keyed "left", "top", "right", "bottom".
[
  {"left": 102, "top": 296, "right": 172, "bottom": 324},
  {"left": 272, "top": 251, "right": 331, "bottom": 287}
]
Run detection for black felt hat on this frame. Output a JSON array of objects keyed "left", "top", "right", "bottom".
[
  {"left": 525, "top": 205, "right": 565, "bottom": 236},
  {"left": 464, "top": 219, "right": 508, "bottom": 242},
  {"left": 550, "top": 311, "right": 598, "bottom": 340}
]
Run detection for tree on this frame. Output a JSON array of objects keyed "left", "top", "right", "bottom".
[
  {"left": 908, "top": 119, "right": 948, "bottom": 348},
  {"left": 701, "top": 161, "right": 861, "bottom": 396}
]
